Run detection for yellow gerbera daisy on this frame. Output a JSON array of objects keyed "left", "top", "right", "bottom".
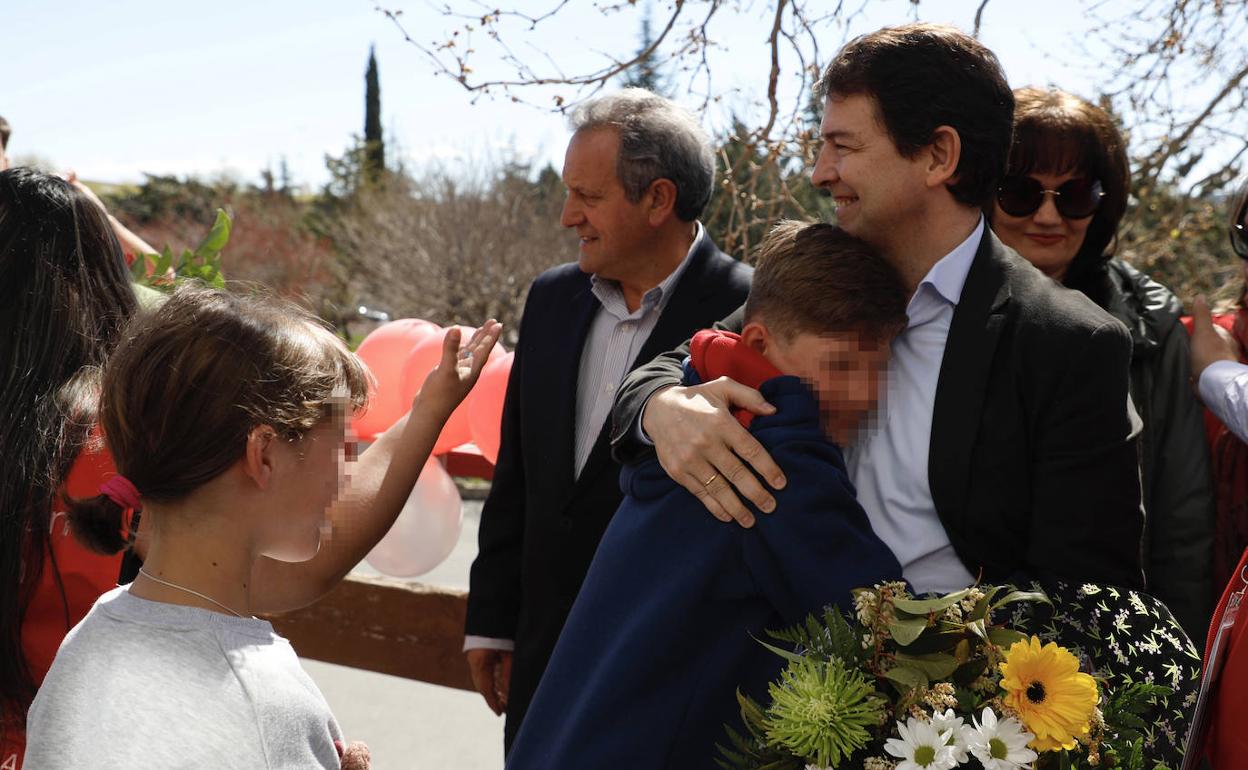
[{"left": 998, "top": 636, "right": 1098, "bottom": 752}]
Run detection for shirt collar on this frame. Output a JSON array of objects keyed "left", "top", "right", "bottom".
[
  {"left": 915, "top": 216, "right": 984, "bottom": 307},
  {"left": 590, "top": 221, "right": 703, "bottom": 317}
]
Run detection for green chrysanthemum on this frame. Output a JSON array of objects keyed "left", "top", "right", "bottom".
[{"left": 763, "top": 656, "right": 885, "bottom": 768}]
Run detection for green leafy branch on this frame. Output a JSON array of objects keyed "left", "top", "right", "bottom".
[{"left": 130, "top": 208, "right": 230, "bottom": 292}]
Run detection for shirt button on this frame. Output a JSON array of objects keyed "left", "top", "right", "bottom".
[{"left": 605, "top": 382, "right": 616, "bottom": 394}]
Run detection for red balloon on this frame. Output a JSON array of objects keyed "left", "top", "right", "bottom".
[
  {"left": 353, "top": 319, "right": 440, "bottom": 440},
  {"left": 467, "top": 352, "right": 514, "bottom": 465},
  {"left": 399, "top": 326, "right": 506, "bottom": 455}
]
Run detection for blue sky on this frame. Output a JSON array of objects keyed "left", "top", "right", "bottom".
[{"left": 5, "top": 0, "right": 1106, "bottom": 189}]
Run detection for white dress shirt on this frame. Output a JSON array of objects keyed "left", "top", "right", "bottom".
[
  {"left": 1199, "top": 359, "right": 1248, "bottom": 444},
  {"left": 844, "top": 219, "right": 985, "bottom": 594},
  {"left": 572, "top": 225, "right": 702, "bottom": 475}
]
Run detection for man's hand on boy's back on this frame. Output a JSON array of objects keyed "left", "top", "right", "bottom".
[{"left": 642, "top": 379, "right": 786, "bottom": 528}]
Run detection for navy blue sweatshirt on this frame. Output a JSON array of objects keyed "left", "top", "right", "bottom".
[{"left": 506, "top": 358, "right": 902, "bottom": 769}]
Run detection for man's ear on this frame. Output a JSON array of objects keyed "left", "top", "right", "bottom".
[
  {"left": 925, "top": 125, "right": 962, "bottom": 189},
  {"left": 242, "top": 425, "right": 278, "bottom": 490},
  {"left": 740, "top": 320, "right": 771, "bottom": 355},
  {"left": 646, "top": 178, "right": 679, "bottom": 226}
]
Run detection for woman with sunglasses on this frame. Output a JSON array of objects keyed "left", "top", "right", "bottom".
[{"left": 991, "top": 87, "right": 1215, "bottom": 646}]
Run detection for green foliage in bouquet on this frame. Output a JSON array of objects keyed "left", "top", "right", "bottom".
[
  {"left": 130, "top": 208, "right": 229, "bottom": 293},
  {"left": 716, "top": 582, "right": 1177, "bottom": 770},
  {"left": 763, "top": 656, "right": 885, "bottom": 767}
]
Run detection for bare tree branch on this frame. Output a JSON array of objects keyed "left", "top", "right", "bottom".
[
  {"left": 1136, "top": 62, "right": 1248, "bottom": 189},
  {"left": 973, "top": 0, "right": 991, "bottom": 37},
  {"left": 377, "top": 0, "right": 1248, "bottom": 304},
  {"left": 761, "top": 0, "right": 790, "bottom": 142},
  {"left": 378, "top": 1, "right": 691, "bottom": 103}
]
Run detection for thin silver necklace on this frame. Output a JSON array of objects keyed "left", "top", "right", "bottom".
[{"left": 137, "top": 567, "right": 248, "bottom": 618}]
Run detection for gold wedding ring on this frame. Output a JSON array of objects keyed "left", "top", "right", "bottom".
[{"left": 703, "top": 473, "right": 719, "bottom": 487}]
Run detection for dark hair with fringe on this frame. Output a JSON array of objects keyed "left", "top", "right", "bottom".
[
  {"left": 66, "top": 285, "right": 372, "bottom": 556},
  {"left": 816, "top": 23, "right": 1015, "bottom": 208},
  {"left": 0, "top": 167, "right": 138, "bottom": 734},
  {"left": 745, "top": 220, "right": 908, "bottom": 341},
  {"left": 1002, "top": 87, "right": 1131, "bottom": 307}
]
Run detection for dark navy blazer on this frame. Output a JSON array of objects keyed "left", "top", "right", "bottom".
[
  {"left": 465, "top": 236, "right": 753, "bottom": 749},
  {"left": 506, "top": 370, "right": 902, "bottom": 770}
]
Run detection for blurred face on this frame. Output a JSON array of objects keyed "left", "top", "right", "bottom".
[
  {"left": 560, "top": 127, "right": 654, "bottom": 281},
  {"left": 766, "top": 329, "right": 891, "bottom": 445},
  {"left": 811, "top": 94, "right": 928, "bottom": 250},
  {"left": 991, "top": 170, "right": 1095, "bottom": 281},
  {"left": 260, "top": 404, "right": 354, "bottom": 562}
]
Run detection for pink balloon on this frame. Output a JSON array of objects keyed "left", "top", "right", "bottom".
[
  {"left": 353, "top": 319, "right": 441, "bottom": 440},
  {"left": 364, "top": 459, "right": 462, "bottom": 577},
  {"left": 399, "top": 326, "right": 505, "bottom": 455},
  {"left": 467, "top": 352, "right": 514, "bottom": 465}
]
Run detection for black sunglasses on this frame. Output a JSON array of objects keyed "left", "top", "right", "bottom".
[{"left": 996, "top": 176, "right": 1106, "bottom": 219}]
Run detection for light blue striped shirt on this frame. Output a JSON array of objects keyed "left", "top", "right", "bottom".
[{"left": 574, "top": 224, "right": 704, "bottom": 476}]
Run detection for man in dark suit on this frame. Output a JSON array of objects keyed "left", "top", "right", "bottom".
[
  {"left": 463, "top": 88, "right": 752, "bottom": 752},
  {"left": 611, "top": 24, "right": 1146, "bottom": 593}
]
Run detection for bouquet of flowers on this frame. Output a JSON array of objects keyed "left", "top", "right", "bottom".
[{"left": 717, "top": 582, "right": 1184, "bottom": 770}]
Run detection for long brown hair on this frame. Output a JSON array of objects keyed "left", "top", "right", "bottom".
[
  {"left": 1004, "top": 87, "right": 1132, "bottom": 306},
  {"left": 0, "top": 168, "right": 138, "bottom": 730},
  {"left": 67, "top": 285, "right": 371, "bottom": 553}
]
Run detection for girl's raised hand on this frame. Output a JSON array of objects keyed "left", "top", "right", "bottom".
[{"left": 416, "top": 320, "right": 504, "bottom": 414}]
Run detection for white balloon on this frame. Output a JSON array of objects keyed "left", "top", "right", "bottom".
[{"left": 364, "top": 459, "right": 463, "bottom": 577}]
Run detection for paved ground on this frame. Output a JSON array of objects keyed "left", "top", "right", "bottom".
[{"left": 302, "top": 499, "right": 507, "bottom": 769}]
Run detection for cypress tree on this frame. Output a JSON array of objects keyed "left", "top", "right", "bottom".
[
  {"left": 364, "top": 46, "right": 385, "bottom": 181},
  {"left": 621, "top": 5, "right": 669, "bottom": 95}
]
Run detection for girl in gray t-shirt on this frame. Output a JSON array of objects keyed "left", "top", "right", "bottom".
[{"left": 24, "top": 287, "right": 501, "bottom": 769}]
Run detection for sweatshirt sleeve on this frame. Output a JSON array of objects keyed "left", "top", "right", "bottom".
[{"left": 1200, "top": 360, "right": 1248, "bottom": 445}]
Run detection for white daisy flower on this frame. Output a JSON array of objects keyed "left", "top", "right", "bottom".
[
  {"left": 883, "top": 716, "right": 958, "bottom": 770},
  {"left": 929, "top": 708, "right": 972, "bottom": 763},
  {"left": 966, "top": 707, "right": 1037, "bottom": 770}
]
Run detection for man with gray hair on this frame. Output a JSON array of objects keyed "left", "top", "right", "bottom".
[{"left": 464, "top": 87, "right": 752, "bottom": 752}]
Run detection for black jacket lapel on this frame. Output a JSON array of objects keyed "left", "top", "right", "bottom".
[
  {"left": 929, "top": 231, "right": 1011, "bottom": 534},
  {"left": 540, "top": 274, "right": 601, "bottom": 499}
]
